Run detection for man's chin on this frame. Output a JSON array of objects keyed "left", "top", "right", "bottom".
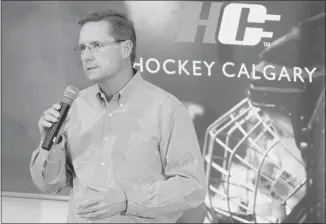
[
  {"left": 86, "top": 72, "right": 104, "bottom": 82},
  {"left": 85, "top": 70, "right": 117, "bottom": 83}
]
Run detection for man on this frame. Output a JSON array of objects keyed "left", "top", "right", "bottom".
[{"left": 30, "top": 9, "right": 206, "bottom": 223}]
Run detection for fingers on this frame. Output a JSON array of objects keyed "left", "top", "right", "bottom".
[
  {"left": 52, "top": 103, "right": 61, "bottom": 111},
  {"left": 77, "top": 199, "right": 100, "bottom": 210},
  {"left": 39, "top": 104, "right": 61, "bottom": 125},
  {"left": 46, "top": 104, "right": 61, "bottom": 118},
  {"left": 39, "top": 119, "right": 54, "bottom": 128},
  {"left": 48, "top": 108, "right": 61, "bottom": 118},
  {"left": 77, "top": 201, "right": 107, "bottom": 220},
  {"left": 42, "top": 112, "right": 58, "bottom": 123},
  {"left": 77, "top": 201, "right": 102, "bottom": 215},
  {"left": 78, "top": 206, "right": 109, "bottom": 221}
]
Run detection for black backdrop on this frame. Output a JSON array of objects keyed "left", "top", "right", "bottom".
[{"left": 1, "top": 1, "right": 324, "bottom": 195}]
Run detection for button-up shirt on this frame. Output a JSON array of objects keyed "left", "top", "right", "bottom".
[{"left": 30, "top": 71, "right": 206, "bottom": 223}]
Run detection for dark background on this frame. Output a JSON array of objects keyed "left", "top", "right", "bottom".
[{"left": 2, "top": 1, "right": 324, "bottom": 195}]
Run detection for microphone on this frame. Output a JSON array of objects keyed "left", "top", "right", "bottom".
[{"left": 41, "top": 85, "right": 79, "bottom": 151}]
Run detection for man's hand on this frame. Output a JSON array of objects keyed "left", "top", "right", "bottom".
[
  {"left": 38, "top": 103, "right": 61, "bottom": 140},
  {"left": 76, "top": 187, "right": 127, "bottom": 221}
]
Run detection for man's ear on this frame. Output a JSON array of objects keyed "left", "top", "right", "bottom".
[{"left": 120, "top": 40, "right": 133, "bottom": 60}]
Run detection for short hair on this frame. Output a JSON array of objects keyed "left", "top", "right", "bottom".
[{"left": 79, "top": 9, "right": 137, "bottom": 65}]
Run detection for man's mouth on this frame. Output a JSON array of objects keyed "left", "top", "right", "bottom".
[{"left": 87, "top": 66, "right": 98, "bottom": 71}]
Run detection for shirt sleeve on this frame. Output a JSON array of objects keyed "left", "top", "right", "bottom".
[
  {"left": 29, "top": 118, "right": 74, "bottom": 194},
  {"left": 124, "top": 101, "right": 206, "bottom": 218}
]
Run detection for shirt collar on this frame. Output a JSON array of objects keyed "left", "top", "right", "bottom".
[{"left": 94, "top": 68, "right": 143, "bottom": 106}]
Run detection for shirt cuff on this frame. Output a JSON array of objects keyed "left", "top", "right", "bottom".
[
  {"left": 37, "top": 147, "right": 51, "bottom": 162},
  {"left": 123, "top": 191, "right": 156, "bottom": 218}
]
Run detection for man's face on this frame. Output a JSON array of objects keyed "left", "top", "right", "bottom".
[{"left": 78, "top": 20, "right": 123, "bottom": 82}]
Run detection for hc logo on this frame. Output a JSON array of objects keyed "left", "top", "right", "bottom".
[{"left": 175, "top": 2, "right": 281, "bottom": 46}]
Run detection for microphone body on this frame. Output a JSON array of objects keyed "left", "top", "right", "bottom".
[{"left": 41, "top": 86, "right": 79, "bottom": 151}]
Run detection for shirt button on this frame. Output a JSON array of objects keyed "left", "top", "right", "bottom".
[
  {"left": 100, "top": 162, "right": 106, "bottom": 166},
  {"left": 104, "top": 137, "right": 108, "bottom": 141},
  {"left": 119, "top": 103, "right": 124, "bottom": 107},
  {"left": 108, "top": 113, "right": 112, "bottom": 116}
]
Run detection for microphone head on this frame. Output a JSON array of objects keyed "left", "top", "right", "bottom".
[{"left": 63, "top": 85, "right": 79, "bottom": 105}]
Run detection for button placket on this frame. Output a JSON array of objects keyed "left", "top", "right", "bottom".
[
  {"left": 106, "top": 96, "right": 124, "bottom": 117},
  {"left": 99, "top": 99, "right": 119, "bottom": 187},
  {"left": 97, "top": 154, "right": 108, "bottom": 187},
  {"left": 99, "top": 154, "right": 106, "bottom": 166},
  {"left": 97, "top": 114, "right": 110, "bottom": 187}
]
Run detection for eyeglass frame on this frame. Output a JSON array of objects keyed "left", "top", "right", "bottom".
[{"left": 74, "top": 39, "right": 126, "bottom": 54}]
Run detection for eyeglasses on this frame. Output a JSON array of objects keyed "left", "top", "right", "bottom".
[{"left": 74, "top": 40, "right": 126, "bottom": 54}]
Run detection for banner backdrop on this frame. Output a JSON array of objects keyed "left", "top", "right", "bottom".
[{"left": 1, "top": 3, "right": 325, "bottom": 219}]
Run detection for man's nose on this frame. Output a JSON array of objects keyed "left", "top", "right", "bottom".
[{"left": 81, "top": 48, "right": 95, "bottom": 61}]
